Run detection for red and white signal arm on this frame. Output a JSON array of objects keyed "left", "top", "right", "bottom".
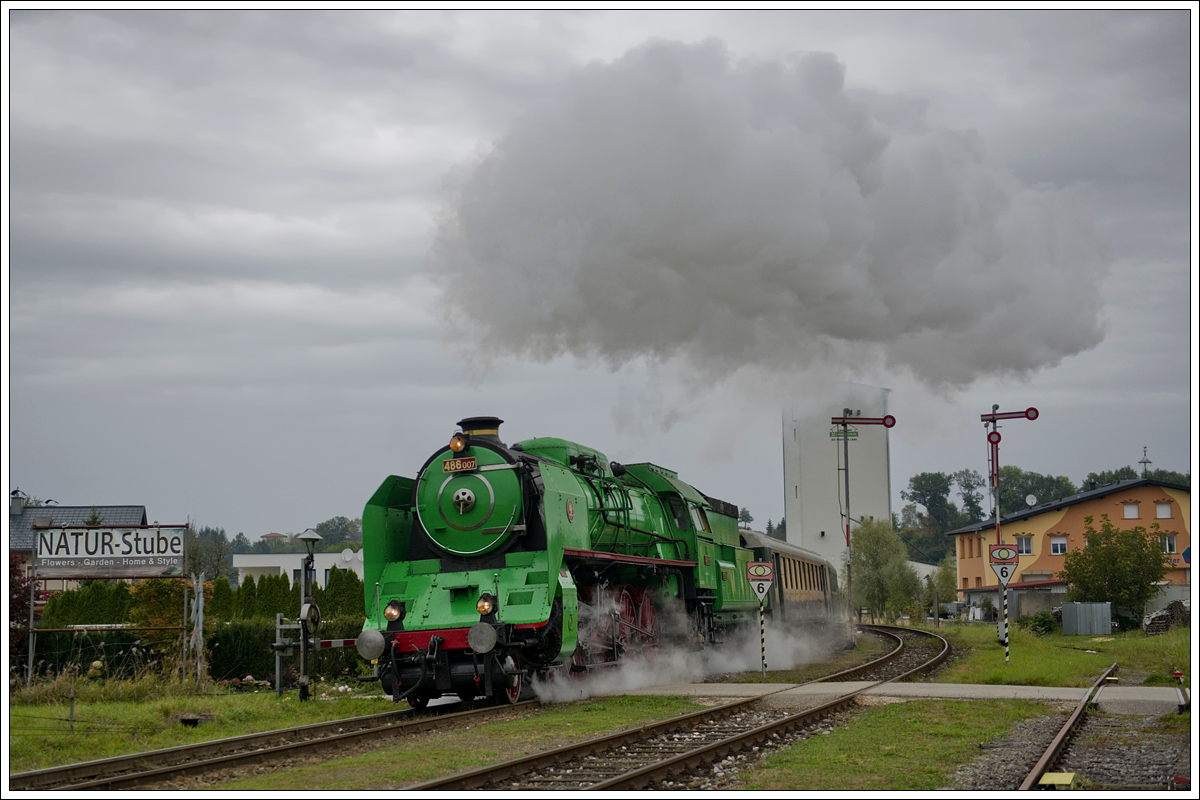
[
  {"left": 747, "top": 562, "right": 774, "bottom": 601},
  {"left": 989, "top": 544, "right": 1020, "bottom": 588}
]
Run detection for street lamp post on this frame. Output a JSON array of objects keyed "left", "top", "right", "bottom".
[{"left": 297, "top": 529, "right": 322, "bottom": 701}]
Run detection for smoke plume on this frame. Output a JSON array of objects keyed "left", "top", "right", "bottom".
[{"left": 432, "top": 40, "right": 1108, "bottom": 389}]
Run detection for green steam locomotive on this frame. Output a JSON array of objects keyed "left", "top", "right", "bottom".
[{"left": 354, "top": 416, "right": 835, "bottom": 707}]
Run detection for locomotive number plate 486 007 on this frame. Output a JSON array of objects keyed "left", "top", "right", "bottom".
[{"left": 443, "top": 457, "right": 477, "bottom": 473}]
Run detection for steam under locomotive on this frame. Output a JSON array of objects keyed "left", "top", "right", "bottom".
[{"left": 354, "top": 416, "right": 838, "bottom": 707}]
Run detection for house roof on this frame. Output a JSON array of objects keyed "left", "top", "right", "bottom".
[
  {"left": 9, "top": 505, "right": 149, "bottom": 552},
  {"left": 945, "top": 478, "right": 1190, "bottom": 537}
]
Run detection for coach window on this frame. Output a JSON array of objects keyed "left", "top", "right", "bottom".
[
  {"left": 1123, "top": 502, "right": 1139, "bottom": 519},
  {"left": 1157, "top": 502, "right": 1172, "bottom": 519}
]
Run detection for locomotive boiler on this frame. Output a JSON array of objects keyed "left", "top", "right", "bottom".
[{"left": 354, "top": 416, "right": 836, "bottom": 707}]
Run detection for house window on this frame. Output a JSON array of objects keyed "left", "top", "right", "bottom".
[
  {"left": 1123, "top": 502, "right": 1139, "bottom": 519},
  {"left": 1157, "top": 502, "right": 1172, "bottom": 519},
  {"left": 1016, "top": 536, "right": 1032, "bottom": 555},
  {"left": 1162, "top": 534, "right": 1177, "bottom": 554},
  {"left": 962, "top": 578, "right": 969, "bottom": 590},
  {"left": 975, "top": 577, "right": 982, "bottom": 587},
  {"left": 1050, "top": 536, "right": 1068, "bottom": 556},
  {"left": 293, "top": 568, "right": 302, "bottom": 586}
]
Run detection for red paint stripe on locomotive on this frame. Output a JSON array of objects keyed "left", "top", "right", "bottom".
[
  {"left": 562, "top": 547, "right": 696, "bottom": 569},
  {"left": 514, "top": 619, "right": 549, "bottom": 629},
  {"left": 394, "top": 628, "right": 472, "bottom": 651}
]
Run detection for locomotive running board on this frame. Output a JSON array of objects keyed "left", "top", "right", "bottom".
[{"left": 562, "top": 548, "right": 695, "bottom": 569}]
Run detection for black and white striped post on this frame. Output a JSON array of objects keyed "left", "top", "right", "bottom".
[
  {"left": 748, "top": 562, "right": 774, "bottom": 679},
  {"left": 759, "top": 599, "right": 767, "bottom": 677}
]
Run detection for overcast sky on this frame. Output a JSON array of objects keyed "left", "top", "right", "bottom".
[{"left": 5, "top": 8, "right": 1196, "bottom": 540}]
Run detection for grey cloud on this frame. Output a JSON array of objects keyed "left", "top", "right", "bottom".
[{"left": 432, "top": 40, "right": 1111, "bottom": 389}]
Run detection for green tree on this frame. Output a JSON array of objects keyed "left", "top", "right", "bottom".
[
  {"left": 188, "top": 525, "right": 236, "bottom": 582},
  {"left": 738, "top": 507, "right": 754, "bottom": 527},
  {"left": 314, "top": 566, "right": 366, "bottom": 619},
  {"left": 951, "top": 469, "right": 986, "bottom": 522},
  {"left": 210, "top": 576, "right": 236, "bottom": 620},
  {"left": 997, "top": 466, "right": 1077, "bottom": 515},
  {"left": 849, "top": 518, "right": 916, "bottom": 622},
  {"left": 235, "top": 575, "right": 260, "bottom": 620},
  {"left": 923, "top": 556, "right": 958, "bottom": 616},
  {"left": 314, "top": 516, "right": 362, "bottom": 549},
  {"left": 1057, "top": 514, "right": 1171, "bottom": 630},
  {"left": 901, "top": 473, "right": 960, "bottom": 534},
  {"left": 1081, "top": 466, "right": 1189, "bottom": 490}
]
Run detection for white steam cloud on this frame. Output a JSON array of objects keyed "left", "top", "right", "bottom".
[
  {"left": 531, "top": 597, "right": 846, "bottom": 704},
  {"left": 432, "top": 40, "right": 1108, "bottom": 389}
]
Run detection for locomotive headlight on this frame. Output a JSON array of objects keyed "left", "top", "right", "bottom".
[
  {"left": 476, "top": 595, "right": 495, "bottom": 615},
  {"left": 383, "top": 600, "right": 404, "bottom": 622},
  {"left": 449, "top": 433, "right": 469, "bottom": 453}
]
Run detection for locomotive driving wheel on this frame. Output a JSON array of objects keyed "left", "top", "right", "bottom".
[
  {"left": 502, "top": 654, "right": 522, "bottom": 704},
  {"left": 615, "top": 587, "right": 637, "bottom": 651}
]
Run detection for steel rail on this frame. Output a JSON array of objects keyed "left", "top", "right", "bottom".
[
  {"left": 589, "top": 692, "right": 861, "bottom": 791},
  {"left": 810, "top": 625, "right": 904, "bottom": 682},
  {"left": 410, "top": 626, "right": 951, "bottom": 791},
  {"left": 11, "top": 700, "right": 538, "bottom": 791},
  {"left": 1018, "top": 663, "right": 1118, "bottom": 791},
  {"left": 404, "top": 696, "right": 765, "bottom": 791}
]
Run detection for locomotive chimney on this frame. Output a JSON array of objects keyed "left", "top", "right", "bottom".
[{"left": 457, "top": 416, "right": 507, "bottom": 447}]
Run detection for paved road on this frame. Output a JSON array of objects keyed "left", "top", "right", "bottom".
[{"left": 615, "top": 681, "right": 1189, "bottom": 715}]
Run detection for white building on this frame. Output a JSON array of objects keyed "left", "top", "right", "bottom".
[
  {"left": 232, "top": 549, "right": 364, "bottom": 589},
  {"left": 782, "top": 384, "right": 894, "bottom": 569}
]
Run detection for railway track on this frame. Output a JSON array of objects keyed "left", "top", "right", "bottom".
[
  {"left": 408, "top": 625, "right": 951, "bottom": 791},
  {"left": 9, "top": 700, "right": 538, "bottom": 791},
  {"left": 1018, "top": 663, "right": 1188, "bottom": 791},
  {"left": 11, "top": 625, "right": 950, "bottom": 792}
]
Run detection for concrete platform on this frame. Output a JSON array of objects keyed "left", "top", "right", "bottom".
[{"left": 615, "top": 681, "right": 1189, "bottom": 716}]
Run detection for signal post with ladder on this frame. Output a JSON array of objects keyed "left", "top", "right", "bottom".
[{"left": 980, "top": 405, "right": 1036, "bottom": 648}]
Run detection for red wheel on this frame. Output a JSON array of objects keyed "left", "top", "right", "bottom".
[
  {"left": 616, "top": 588, "right": 637, "bottom": 648},
  {"left": 502, "top": 654, "right": 522, "bottom": 704}
]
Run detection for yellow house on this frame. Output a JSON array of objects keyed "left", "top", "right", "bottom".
[{"left": 948, "top": 479, "right": 1190, "bottom": 608}]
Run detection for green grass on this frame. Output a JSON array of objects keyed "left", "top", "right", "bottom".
[
  {"left": 922, "top": 622, "right": 1191, "bottom": 688},
  {"left": 7, "top": 679, "right": 702, "bottom": 780},
  {"left": 734, "top": 630, "right": 888, "bottom": 684},
  {"left": 741, "top": 699, "right": 1057, "bottom": 791},
  {"left": 8, "top": 680, "right": 402, "bottom": 774},
  {"left": 175, "top": 695, "right": 705, "bottom": 791}
]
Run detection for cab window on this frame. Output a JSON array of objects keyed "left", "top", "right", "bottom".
[
  {"left": 689, "top": 504, "right": 711, "bottom": 533},
  {"left": 666, "top": 495, "right": 689, "bottom": 530}
]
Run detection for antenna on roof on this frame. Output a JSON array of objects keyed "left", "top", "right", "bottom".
[{"left": 1138, "top": 447, "right": 1152, "bottom": 478}]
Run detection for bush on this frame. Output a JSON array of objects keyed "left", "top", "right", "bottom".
[
  {"left": 205, "top": 615, "right": 365, "bottom": 686},
  {"left": 1017, "top": 610, "right": 1056, "bottom": 636}
]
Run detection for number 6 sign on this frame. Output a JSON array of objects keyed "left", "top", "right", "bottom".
[{"left": 990, "top": 544, "right": 1019, "bottom": 588}]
